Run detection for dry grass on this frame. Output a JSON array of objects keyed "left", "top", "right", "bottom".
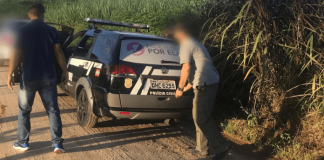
[
  {"left": 274, "top": 107, "right": 324, "bottom": 159},
  {"left": 221, "top": 119, "right": 262, "bottom": 145}
]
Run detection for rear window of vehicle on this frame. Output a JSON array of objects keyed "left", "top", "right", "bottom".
[{"left": 120, "top": 39, "right": 180, "bottom": 65}]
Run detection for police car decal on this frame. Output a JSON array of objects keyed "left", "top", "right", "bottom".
[
  {"left": 130, "top": 66, "right": 153, "bottom": 95},
  {"left": 130, "top": 66, "right": 181, "bottom": 95},
  {"left": 120, "top": 40, "right": 180, "bottom": 65}
]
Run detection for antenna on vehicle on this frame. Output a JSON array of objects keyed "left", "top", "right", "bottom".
[{"left": 84, "top": 18, "right": 150, "bottom": 31}]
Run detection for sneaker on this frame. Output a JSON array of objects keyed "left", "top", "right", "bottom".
[
  {"left": 54, "top": 144, "right": 65, "bottom": 153},
  {"left": 13, "top": 142, "right": 29, "bottom": 152}
]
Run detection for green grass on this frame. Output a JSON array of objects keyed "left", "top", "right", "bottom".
[{"left": 0, "top": 0, "right": 197, "bottom": 35}]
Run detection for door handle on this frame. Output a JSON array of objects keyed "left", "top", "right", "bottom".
[{"left": 158, "top": 97, "right": 170, "bottom": 101}]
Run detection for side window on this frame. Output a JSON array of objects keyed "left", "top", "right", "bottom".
[
  {"left": 73, "top": 36, "right": 94, "bottom": 58},
  {"left": 90, "top": 34, "right": 111, "bottom": 60},
  {"left": 68, "top": 35, "right": 83, "bottom": 48},
  {"left": 83, "top": 37, "right": 94, "bottom": 50},
  {"left": 63, "top": 33, "right": 84, "bottom": 59}
]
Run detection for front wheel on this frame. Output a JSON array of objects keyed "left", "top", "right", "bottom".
[{"left": 77, "top": 88, "right": 98, "bottom": 128}]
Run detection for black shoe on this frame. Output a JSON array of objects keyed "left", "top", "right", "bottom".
[{"left": 213, "top": 146, "right": 231, "bottom": 160}]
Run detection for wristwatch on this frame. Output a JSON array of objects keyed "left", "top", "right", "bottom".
[{"left": 177, "top": 86, "right": 184, "bottom": 92}]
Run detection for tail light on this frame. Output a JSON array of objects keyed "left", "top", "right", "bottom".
[
  {"left": 111, "top": 65, "right": 135, "bottom": 75},
  {"left": 105, "top": 65, "right": 135, "bottom": 89}
]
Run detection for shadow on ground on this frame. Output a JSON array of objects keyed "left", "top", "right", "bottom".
[
  {"left": 0, "top": 108, "right": 75, "bottom": 124},
  {"left": 0, "top": 123, "right": 76, "bottom": 144},
  {"left": 1, "top": 116, "right": 269, "bottom": 160},
  {"left": 2, "top": 124, "right": 182, "bottom": 160},
  {"left": 95, "top": 119, "right": 163, "bottom": 128}
]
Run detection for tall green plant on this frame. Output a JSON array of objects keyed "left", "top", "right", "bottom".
[
  {"left": 0, "top": 0, "right": 197, "bottom": 35},
  {"left": 201, "top": 0, "right": 324, "bottom": 158},
  {"left": 44, "top": 0, "right": 196, "bottom": 35}
]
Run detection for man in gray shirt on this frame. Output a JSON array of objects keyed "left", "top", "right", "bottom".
[{"left": 173, "top": 23, "right": 230, "bottom": 160}]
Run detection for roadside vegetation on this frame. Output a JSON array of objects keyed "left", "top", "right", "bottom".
[
  {"left": 198, "top": 0, "right": 324, "bottom": 159},
  {"left": 1, "top": 0, "right": 323, "bottom": 159},
  {"left": 0, "top": 0, "right": 198, "bottom": 35}
]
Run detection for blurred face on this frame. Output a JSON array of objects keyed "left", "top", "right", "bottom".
[
  {"left": 173, "top": 30, "right": 186, "bottom": 44},
  {"left": 28, "top": 12, "right": 35, "bottom": 20}
]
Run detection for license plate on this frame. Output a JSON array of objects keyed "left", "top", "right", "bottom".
[{"left": 150, "top": 80, "right": 176, "bottom": 90}]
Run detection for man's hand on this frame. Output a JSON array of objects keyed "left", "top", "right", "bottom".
[
  {"left": 61, "top": 71, "right": 69, "bottom": 85},
  {"left": 7, "top": 74, "right": 15, "bottom": 90},
  {"left": 7, "top": 48, "right": 21, "bottom": 91},
  {"left": 175, "top": 89, "right": 183, "bottom": 98}
]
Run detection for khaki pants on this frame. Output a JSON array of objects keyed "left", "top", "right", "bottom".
[{"left": 192, "top": 83, "right": 228, "bottom": 154}]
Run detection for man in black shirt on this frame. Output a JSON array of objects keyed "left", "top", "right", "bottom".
[{"left": 7, "top": 3, "right": 68, "bottom": 153}]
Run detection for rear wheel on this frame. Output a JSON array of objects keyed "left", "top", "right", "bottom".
[{"left": 77, "top": 89, "right": 98, "bottom": 128}]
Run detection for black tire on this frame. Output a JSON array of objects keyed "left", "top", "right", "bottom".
[{"left": 77, "top": 88, "right": 98, "bottom": 128}]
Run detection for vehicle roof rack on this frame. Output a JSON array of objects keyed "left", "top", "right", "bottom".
[{"left": 85, "top": 18, "right": 150, "bottom": 31}]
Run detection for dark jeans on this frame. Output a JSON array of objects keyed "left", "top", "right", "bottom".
[{"left": 17, "top": 79, "right": 63, "bottom": 145}]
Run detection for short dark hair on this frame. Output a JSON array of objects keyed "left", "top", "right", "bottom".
[
  {"left": 29, "top": 3, "right": 45, "bottom": 17},
  {"left": 162, "top": 27, "right": 173, "bottom": 38}
]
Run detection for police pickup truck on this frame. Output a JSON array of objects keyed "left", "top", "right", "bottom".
[{"left": 11, "top": 18, "right": 194, "bottom": 128}]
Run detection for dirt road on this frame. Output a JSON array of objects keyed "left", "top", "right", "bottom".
[{"left": 0, "top": 65, "right": 263, "bottom": 160}]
